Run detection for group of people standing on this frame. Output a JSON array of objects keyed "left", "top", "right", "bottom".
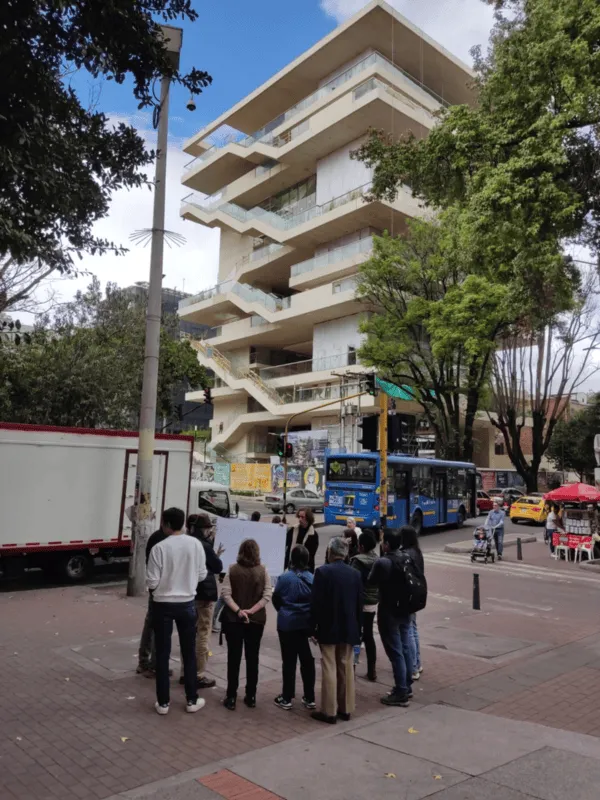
[{"left": 138, "top": 507, "right": 426, "bottom": 719}]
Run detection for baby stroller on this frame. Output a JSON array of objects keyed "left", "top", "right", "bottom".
[{"left": 470, "top": 525, "right": 496, "bottom": 564}]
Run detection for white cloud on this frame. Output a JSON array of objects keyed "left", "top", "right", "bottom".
[
  {"left": 23, "top": 115, "right": 220, "bottom": 321},
  {"left": 320, "top": 0, "right": 496, "bottom": 64}
]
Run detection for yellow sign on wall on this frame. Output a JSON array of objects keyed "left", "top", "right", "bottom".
[{"left": 230, "top": 463, "right": 272, "bottom": 493}]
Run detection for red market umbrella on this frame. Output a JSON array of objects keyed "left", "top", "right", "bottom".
[{"left": 544, "top": 483, "right": 600, "bottom": 503}]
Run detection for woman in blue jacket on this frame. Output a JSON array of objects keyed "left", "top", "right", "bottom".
[{"left": 272, "top": 544, "right": 316, "bottom": 711}]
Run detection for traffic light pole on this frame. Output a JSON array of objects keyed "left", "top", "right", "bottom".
[
  {"left": 378, "top": 390, "right": 388, "bottom": 533},
  {"left": 281, "top": 390, "right": 366, "bottom": 524}
]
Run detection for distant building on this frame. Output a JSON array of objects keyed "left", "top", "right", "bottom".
[{"left": 124, "top": 282, "right": 213, "bottom": 433}]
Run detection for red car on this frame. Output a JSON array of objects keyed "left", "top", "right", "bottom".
[{"left": 477, "top": 490, "right": 494, "bottom": 514}]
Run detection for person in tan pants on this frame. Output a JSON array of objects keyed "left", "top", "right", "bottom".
[
  {"left": 310, "top": 537, "right": 363, "bottom": 724},
  {"left": 181, "top": 515, "right": 224, "bottom": 689}
]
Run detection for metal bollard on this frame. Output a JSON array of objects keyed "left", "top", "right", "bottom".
[
  {"left": 517, "top": 537, "right": 523, "bottom": 561},
  {"left": 473, "top": 573, "right": 481, "bottom": 610}
]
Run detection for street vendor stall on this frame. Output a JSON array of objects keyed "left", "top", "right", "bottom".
[{"left": 543, "top": 483, "right": 600, "bottom": 562}]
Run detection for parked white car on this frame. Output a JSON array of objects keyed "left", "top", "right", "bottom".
[{"left": 265, "top": 487, "right": 324, "bottom": 514}]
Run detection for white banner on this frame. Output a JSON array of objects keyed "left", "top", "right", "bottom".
[{"left": 214, "top": 517, "right": 286, "bottom": 581}]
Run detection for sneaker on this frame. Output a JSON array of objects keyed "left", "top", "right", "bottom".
[
  {"left": 154, "top": 702, "right": 169, "bottom": 715},
  {"left": 418, "top": 666, "right": 424, "bottom": 674},
  {"left": 498, "top": 554, "right": 503, "bottom": 561},
  {"left": 186, "top": 698, "right": 206, "bottom": 714},
  {"left": 381, "top": 692, "right": 410, "bottom": 707},
  {"left": 243, "top": 696, "right": 256, "bottom": 708},
  {"left": 412, "top": 671, "right": 421, "bottom": 681},
  {"left": 223, "top": 696, "right": 236, "bottom": 711},
  {"left": 274, "top": 695, "right": 293, "bottom": 710},
  {"left": 301, "top": 697, "right": 316, "bottom": 710},
  {"left": 137, "top": 664, "right": 150, "bottom": 674},
  {"left": 197, "top": 676, "right": 216, "bottom": 689}
]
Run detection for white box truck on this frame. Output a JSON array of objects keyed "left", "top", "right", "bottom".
[{"left": 0, "top": 423, "right": 194, "bottom": 582}]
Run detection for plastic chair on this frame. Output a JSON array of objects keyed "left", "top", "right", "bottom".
[
  {"left": 553, "top": 543, "right": 569, "bottom": 561},
  {"left": 575, "top": 540, "right": 594, "bottom": 562}
]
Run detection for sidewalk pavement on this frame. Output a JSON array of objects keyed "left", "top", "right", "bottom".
[
  {"left": 105, "top": 703, "right": 600, "bottom": 800},
  {"left": 4, "top": 542, "right": 600, "bottom": 800}
]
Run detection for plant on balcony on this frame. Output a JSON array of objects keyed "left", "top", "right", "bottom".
[
  {"left": 0, "top": 0, "right": 211, "bottom": 276},
  {"left": 0, "top": 278, "right": 208, "bottom": 429}
]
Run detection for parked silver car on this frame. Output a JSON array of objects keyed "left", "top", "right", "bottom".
[{"left": 265, "top": 487, "right": 324, "bottom": 514}]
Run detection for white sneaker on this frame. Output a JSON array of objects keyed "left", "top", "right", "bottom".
[
  {"left": 418, "top": 666, "right": 424, "bottom": 674},
  {"left": 155, "top": 702, "right": 169, "bottom": 715},
  {"left": 411, "top": 671, "right": 420, "bottom": 681},
  {"left": 186, "top": 698, "right": 206, "bottom": 713}
]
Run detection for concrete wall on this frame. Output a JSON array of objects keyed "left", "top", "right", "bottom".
[
  {"left": 314, "top": 226, "right": 375, "bottom": 257},
  {"left": 316, "top": 136, "right": 373, "bottom": 206},
  {"left": 312, "top": 313, "right": 364, "bottom": 361},
  {"left": 318, "top": 49, "right": 375, "bottom": 88},
  {"left": 218, "top": 230, "right": 253, "bottom": 283}
]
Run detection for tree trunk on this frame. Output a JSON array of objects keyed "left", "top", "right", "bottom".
[{"left": 462, "top": 387, "right": 479, "bottom": 463}]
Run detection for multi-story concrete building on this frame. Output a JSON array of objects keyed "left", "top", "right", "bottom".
[{"left": 179, "top": 0, "right": 474, "bottom": 461}]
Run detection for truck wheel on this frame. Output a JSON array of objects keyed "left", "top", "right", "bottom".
[
  {"left": 60, "top": 553, "right": 94, "bottom": 583},
  {"left": 410, "top": 511, "right": 423, "bottom": 536}
]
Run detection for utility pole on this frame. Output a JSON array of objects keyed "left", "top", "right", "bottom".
[
  {"left": 378, "top": 389, "right": 388, "bottom": 531},
  {"left": 127, "top": 27, "right": 183, "bottom": 597}
]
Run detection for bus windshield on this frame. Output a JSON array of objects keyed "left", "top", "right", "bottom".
[{"left": 326, "top": 457, "right": 377, "bottom": 483}]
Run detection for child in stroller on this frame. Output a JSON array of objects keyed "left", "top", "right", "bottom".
[{"left": 470, "top": 526, "right": 495, "bottom": 563}]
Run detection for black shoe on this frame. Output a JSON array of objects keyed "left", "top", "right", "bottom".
[
  {"left": 381, "top": 692, "right": 410, "bottom": 707},
  {"left": 197, "top": 676, "right": 216, "bottom": 689},
  {"left": 223, "top": 696, "right": 236, "bottom": 711},
  {"left": 274, "top": 695, "right": 293, "bottom": 710},
  {"left": 311, "top": 710, "right": 337, "bottom": 724},
  {"left": 243, "top": 696, "right": 256, "bottom": 708},
  {"left": 337, "top": 711, "right": 351, "bottom": 721},
  {"left": 366, "top": 671, "right": 378, "bottom": 682},
  {"left": 178, "top": 676, "right": 185, "bottom": 685}
]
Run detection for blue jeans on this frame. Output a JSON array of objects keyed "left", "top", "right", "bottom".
[
  {"left": 494, "top": 527, "right": 505, "bottom": 556},
  {"left": 378, "top": 609, "right": 413, "bottom": 695},
  {"left": 408, "top": 614, "right": 421, "bottom": 671},
  {"left": 152, "top": 601, "right": 198, "bottom": 706}
]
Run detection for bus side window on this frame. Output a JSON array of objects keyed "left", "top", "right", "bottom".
[
  {"left": 447, "top": 468, "right": 458, "bottom": 498},
  {"left": 421, "top": 467, "right": 435, "bottom": 499},
  {"left": 393, "top": 466, "right": 409, "bottom": 498}
]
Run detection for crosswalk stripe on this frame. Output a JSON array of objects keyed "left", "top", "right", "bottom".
[{"left": 425, "top": 552, "right": 600, "bottom": 586}]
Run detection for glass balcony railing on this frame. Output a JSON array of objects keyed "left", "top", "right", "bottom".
[
  {"left": 259, "top": 351, "right": 358, "bottom": 381},
  {"left": 179, "top": 278, "right": 291, "bottom": 314},
  {"left": 182, "top": 183, "right": 373, "bottom": 232},
  {"left": 291, "top": 236, "right": 373, "bottom": 278},
  {"left": 184, "top": 51, "right": 449, "bottom": 174},
  {"left": 276, "top": 381, "right": 362, "bottom": 405}
]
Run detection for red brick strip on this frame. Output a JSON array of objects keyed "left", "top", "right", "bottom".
[{"left": 199, "top": 769, "right": 282, "bottom": 799}]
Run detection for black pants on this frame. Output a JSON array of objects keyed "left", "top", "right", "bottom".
[
  {"left": 224, "top": 622, "right": 264, "bottom": 699},
  {"left": 152, "top": 601, "right": 197, "bottom": 706},
  {"left": 278, "top": 629, "right": 316, "bottom": 703},
  {"left": 362, "top": 611, "right": 377, "bottom": 676}
]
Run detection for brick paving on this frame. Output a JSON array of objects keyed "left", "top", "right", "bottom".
[{"left": 3, "top": 550, "right": 600, "bottom": 800}]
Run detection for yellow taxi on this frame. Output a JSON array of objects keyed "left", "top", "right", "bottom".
[{"left": 509, "top": 495, "right": 548, "bottom": 525}]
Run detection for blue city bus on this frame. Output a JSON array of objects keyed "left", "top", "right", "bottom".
[{"left": 324, "top": 452, "right": 477, "bottom": 533}]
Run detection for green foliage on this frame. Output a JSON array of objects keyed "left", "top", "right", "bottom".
[
  {"left": 0, "top": 279, "right": 207, "bottom": 428},
  {"left": 0, "top": 0, "right": 211, "bottom": 272},
  {"left": 546, "top": 395, "right": 600, "bottom": 480},
  {"left": 357, "top": 219, "right": 506, "bottom": 460}
]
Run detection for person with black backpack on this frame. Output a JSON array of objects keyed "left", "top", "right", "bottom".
[
  {"left": 368, "top": 528, "right": 427, "bottom": 707},
  {"left": 400, "top": 525, "right": 425, "bottom": 682}
]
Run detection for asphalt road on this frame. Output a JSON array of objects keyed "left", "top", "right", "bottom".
[{"left": 0, "top": 512, "right": 537, "bottom": 592}]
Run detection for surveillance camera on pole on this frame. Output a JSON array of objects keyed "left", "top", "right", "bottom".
[{"left": 186, "top": 95, "right": 196, "bottom": 112}]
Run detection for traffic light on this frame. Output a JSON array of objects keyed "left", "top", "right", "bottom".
[
  {"left": 357, "top": 415, "right": 378, "bottom": 451},
  {"left": 204, "top": 386, "right": 212, "bottom": 405},
  {"left": 285, "top": 442, "right": 294, "bottom": 459},
  {"left": 276, "top": 435, "right": 285, "bottom": 457},
  {"left": 364, "top": 374, "right": 377, "bottom": 396}
]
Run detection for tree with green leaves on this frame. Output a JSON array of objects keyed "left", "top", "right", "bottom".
[
  {"left": 357, "top": 218, "right": 507, "bottom": 461},
  {"left": 546, "top": 395, "right": 600, "bottom": 482},
  {"left": 0, "top": 0, "right": 211, "bottom": 276},
  {"left": 0, "top": 279, "right": 207, "bottom": 429}
]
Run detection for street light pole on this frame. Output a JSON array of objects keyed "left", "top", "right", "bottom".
[{"left": 127, "top": 27, "right": 182, "bottom": 597}]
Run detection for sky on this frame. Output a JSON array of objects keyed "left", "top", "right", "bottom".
[{"left": 28, "top": 0, "right": 495, "bottom": 316}]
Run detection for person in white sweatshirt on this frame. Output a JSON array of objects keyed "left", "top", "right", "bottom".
[{"left": 146, "top": 507, "right": 207, "bottom": 715}]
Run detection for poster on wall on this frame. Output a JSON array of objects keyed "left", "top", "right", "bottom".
[
  {"left": 271, "top": 465, "right": 302, "bottom": 492},
  {"left": 214, "top": 463, "right": 231, "bottom": 486},
  {"left": 230, "top": 463, "right": 272, "bottom": 492},
  {"left": 287, "top": 430, "right": 328, "bottom": 468}
]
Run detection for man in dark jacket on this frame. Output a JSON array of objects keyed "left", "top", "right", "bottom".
[
  {"left": 310, "top": 536, "right": 362, "bottom": 724},
  {"left": 185, "top": 514, "right": 224, "bottom": 689},
  {"left": 136, "top": 513, "right": 169, "bottom": 675},
  {"left": 368, "top": 529, "right": 414, "bottom": 707}
]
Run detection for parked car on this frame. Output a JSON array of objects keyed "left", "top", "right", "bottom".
[
  {"left": 488, "top": 487, "right": 524, "bottom": 510},
  {"left": 264, "top": 487, "right": 324, "bottom": 514},
  {"left": 509, "top": 496, "right": 548, "bottom": 525},
  {"left": 476, "top": 490, "right": 494, "bottom": 514}
]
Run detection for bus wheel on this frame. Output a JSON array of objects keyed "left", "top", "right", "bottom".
[
  {"left": 457, "top": 507, "right": 466, "bottom": 528},
  {"left": 410, "top": 511, "right": 423, "bottom": 536}
]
